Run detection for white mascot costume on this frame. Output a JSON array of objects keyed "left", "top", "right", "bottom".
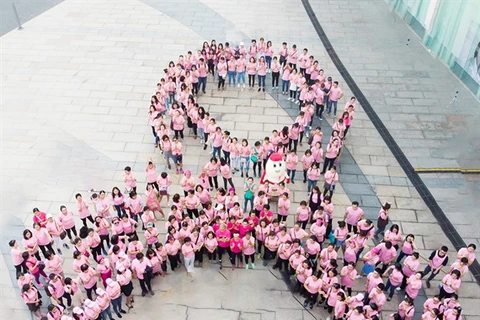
[{"left": 260, "top": 153, "right": 290, "bottom": 185}]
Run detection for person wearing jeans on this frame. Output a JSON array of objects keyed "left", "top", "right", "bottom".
[
  {"left": 257, "top": 57, "right": 267, "bottom": 92},
  {"left": 383, "top": 264, "right": 404, "bottom": 301},
  {"left": 327, "top": 81, "right": 344, "bottom": 116},
  {"left": 105, "top": 279, "right": 126, "bottom": 318},
  {"left": 227, "top": 59, "right": 236, "bottom": 86},
  {"left": 271, "top": 57, "right": 280, "bottom": 89}
]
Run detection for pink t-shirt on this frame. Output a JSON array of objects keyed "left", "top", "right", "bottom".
[
  {"left": 345, "top": 206, "right": 364, "bottom": 225},
  {"left": 131, "top": 258, "right": 152, "bottom": 280},
  {"left": 402, "top": 256, "right": 420, "bottom": 277},
  {"left": 58, "top": 211, "right": 75, "bottom": 229},
  {"left": 242, "top": 236, "right": 255, "bottom": 255},
  {"left": 340, "top": 266, "right": 357, "bottom": 287},
  {"left": 296, "top": 206, "right": 310, "bottom": 222},
  {"left": 79, "top": 268, "right": 97, "bottom": 289},
  {"left": 304, "top": 276, "right": 323, "bottom": 294},
  {"left": 182, "top": 243, "right": 195, "bottom": 258}
]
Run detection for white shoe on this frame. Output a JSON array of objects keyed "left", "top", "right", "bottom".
[
  {"left": 237, "top": 84, "right": 240, "bottom": 88},
  {"left": 355, "top": 275, "right": 363, "bottom": 279},
  {"left": 243, "top": 84, "right": 245, "bottom": 88},
  {"left": 287, "top": 97, "right": 291, "bottom": 101},
  {"left": 326, "top": 317, "right": 331, "bottom": 320},
  {"left": 295, "top": 100, "right": 299, "bottom": 103},
  {"left": 396, "top": 287, "right": 401, "bottom": 291}
]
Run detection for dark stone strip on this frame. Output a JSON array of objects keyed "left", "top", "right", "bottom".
[{"left": 301, "top": 0, "right": 480, "bottom": 284}]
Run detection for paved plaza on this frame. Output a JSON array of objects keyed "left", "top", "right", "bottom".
[{"left": 1, "top": 0, "right": 479, "bottom": 319}]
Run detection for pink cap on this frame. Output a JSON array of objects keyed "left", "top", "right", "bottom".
[
  {"left": 185, "top": 170, "right": 191, "bottom": 175},
  {"left": 269, "top": 153, "right": 282, "bottom": 161}
]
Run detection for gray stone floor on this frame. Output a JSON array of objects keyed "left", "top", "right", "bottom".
[{"left": 1, "top": 0, "right": 479, "bottom": 319}]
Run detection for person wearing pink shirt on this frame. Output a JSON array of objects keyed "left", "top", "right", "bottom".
[
  {"left": 344, "top": 201, "right": 364, "bottom": 234},
  {"left": 22, "top": 229, "right": 41, "bottom": 262},
  {"left": 197, "top": 58, "right": 208, "bottom": 93},
  {"left": 340, "top": 262, "right": 357, "bottom": 296},
  {"left": 265, "top": 41, "right": 273, "bottom": 71},
  {"left": 21, "top": 283, "right": 43, "bottom": 319},
  {"left": 74, "top": 194, "right": 94, "bottom": 228},
  {"left": 383, "top": 263, "right": 404, "bottom": 301},
  {"left": 270, "top": 56, "right": 281, "bottom": 89},
  {"left": 404, "top": 271, "right": 423, "bottom": 299},
  {"left": 449, "top": 258, "right": 470, "bottom": 278},
  {"left": 439, "top": 270, "right": 461, "bottom": 299},
  {"left": 235, "top": 55, "right": 246, "bottom": 90},
  {"left": 226, "top": 52, "right": 237, "bottom": 86},
  {"left": 84, "top": 299, "right": 102, "bottom": 320},
  {"left": 331, "top": 221, "right": 348, "bottom": 254},
  {"left": 456, "top": 243, "right": 476, "bottom": 266},
  {"left": 47, "top": 273, "right": 71, "bottom": 309},
  {"left": 285, "top": 150, "right": 298, "bottom": 183},
  {"left": 423, "top": 246, "right": 449, "bottom": 288},
  {"left": 32, "top": 207, "right": 48, "bottom": 228},
  {"left": 217, "top": 56, "right": 227, "bottom": 90},
  {"left": 58, "top": 205, "right": 78, "bottom": 242},
  {"left": 45, "top": 251, "right": 64, "bottom": 279},
  {"left": 306, "top": 162, "right": 321, "bottom": 194},
  {"left": 300, "top": 149, "right": 314, "bottom": 184},
  {"left": 272, "top": 240, "right": 293, "bottom": 271},
  {"left": 105, "top": 278, "right": 126, "bottom": 318},
  {"left": 277, "top": 192, "right": 291, "bottom": 223},
  {"left": 288, "top": 123, "right": 300, "bottom": 153},
  {"left": 181, "top": 237, "right": 196, "bottom": 279},
  {"left": 45, "top": 214, "right": 70, "bottom": 255},
  {"left": 215, "top": 223, "right": 231, "bottom": 269},
  {"left": 310, "top": 218, "right": 327, "bottom": 249},
  {"left": 242, "top": 231, "right": 256, "bottom": 270},
  {"left": 263, "top": 231, "right": 280, "bottom": 266},
  {"left": 9, "top": 240, "right": 28, "bottom": 274},
  {"left": 22, "top": 251, "right": 48, "bottom": 288},
  {"left": 346, "top": 306, "right": 367, "bottom": 320},
  {"left": 111, "top": 187, "right": 126, "bottom": 218},
  {"left": 303, "top": 272, "right": 323, "bottom": 310},
  {"left": 184, "top": 190, "right": 200, "bottom": 219},
  {"left": 79, "top": 264, "right": 98, "bottom": 300},
  {"left": 32, "top": 222, "right": 54, "bottom": 259},
  {"left": 131, "top": 252, "right": 154, "bottom": 297},
  {"left": 179, "top": 170, "right": 195, "bottom": 198},
  {"left": 443, "top": 307, "right": 463, "bottom": 320},
  {"left": 326, "top": 81, "right": 344, "bottom": 116},
  {"left": 256, "top": 56, "right": 267, "bottom": 92},
  {"left": 322, "top": 139, "right": 340, "bottom": 174},
  {"left": 295, "top": 201, "right": 311, "bottom": 230}
]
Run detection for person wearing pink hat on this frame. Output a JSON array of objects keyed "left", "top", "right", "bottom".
[
  {"left": 72, "top": 306, "right": 85, "bottom": 320},
  {"left": 95, "top": 255, "right": 112, "bottom": 288},
  {"left": 116, "top": 265, "right": 134, "bottom": 309},
  {"left": 95, "top": 288, "right": 114, "bottom": 320},
  {"left": 105, "top": 278, "right": 126, "bottom": 318},
  {"left": 83, "top": 299, "right": 101, "bottom": 320}
]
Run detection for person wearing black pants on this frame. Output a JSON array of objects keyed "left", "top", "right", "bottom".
[
  {"left": 272, "top": 241, "right": 292, "bottom": 271},
  {"left": 80, "top": 264, "right": 98, "bottom": 300},
  {"left": 272, "top": 69, "right": 280, "bottom": 88},
  {"left": 303, "top": 272, "right": 322, "bottom": 309},
  {"left": 248, "top": 74, "right": 255, "bottom": 89},
  {"left": 316, "top": 102, "right": 325, "bottom": 120},
  {"left": 48, "top": 274, "right": 72, "bottom": 308},
  {"left": 321, "top": 140, "right": 340, "bottom": 174},
  {"left": 208, "top": 176, "right": 219, "bottom": 190},
  {"left": 81, "top": 216, "right": 94, "bottom": 228},
  {"left": 64, "top": 225, "right": 77, "bottom": 242}
]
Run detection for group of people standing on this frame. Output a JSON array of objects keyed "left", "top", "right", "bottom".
[{"left": 9, "top": 38, "right": 476, "bottom": 320}]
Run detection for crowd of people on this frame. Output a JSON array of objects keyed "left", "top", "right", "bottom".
[{"left": 9, "top": 38, "right": 476, "bottom": 320}]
